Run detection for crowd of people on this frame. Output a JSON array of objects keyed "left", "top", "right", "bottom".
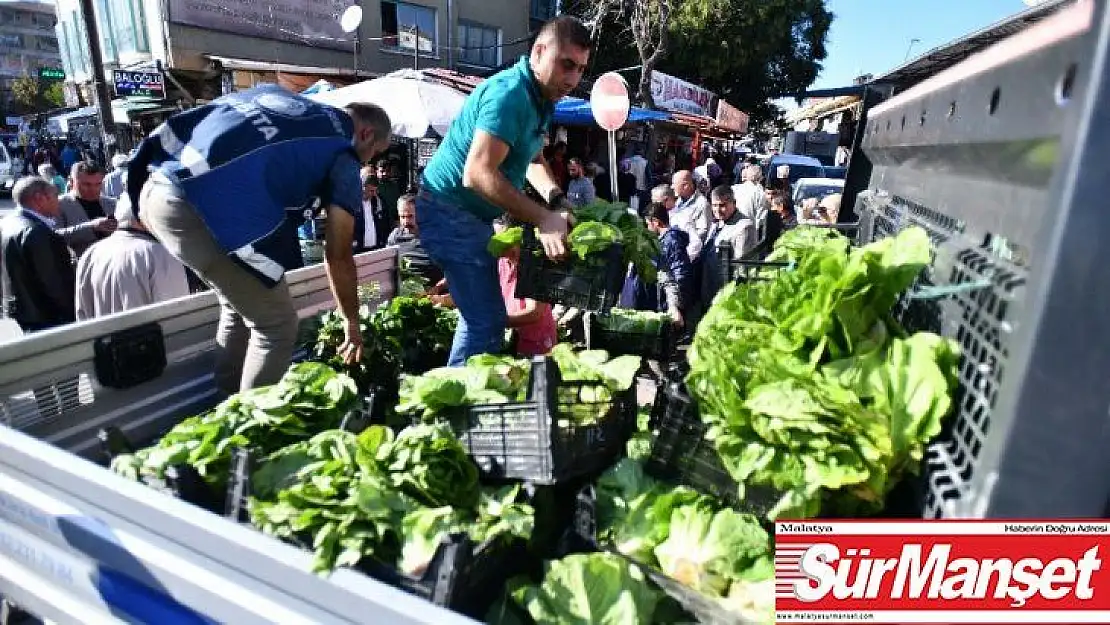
[{"left": 0, "top": 158, "right": 192, "bottom": 337}]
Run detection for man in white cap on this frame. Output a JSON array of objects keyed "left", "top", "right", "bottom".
[
  {"left": 102, "top": 152, "right": 129, "bottom": 200},
  {"left": 75, "top": 196, "right": 191, "bottom": 320}
]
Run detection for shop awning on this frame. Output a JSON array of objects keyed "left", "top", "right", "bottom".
[
  {"left": 553, "top": 97, "right": 670, "bottom": 126},
  {"left": 206, "top": 55, "right": 369, "bottom": 78},
  {"left": 46, "top": 105, "right": 99, "bottom": 135},
  {"left": 110, "top": 97, "right": 177, "bottom": 123}
]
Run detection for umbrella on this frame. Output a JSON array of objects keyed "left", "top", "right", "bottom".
[{"left": 308, "top": 69, "right": 467, "bottom": 139}]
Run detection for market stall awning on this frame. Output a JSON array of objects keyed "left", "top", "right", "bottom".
[
  {"left": 309, "top": 70, "right": 467, "bottom": 138},
  {"left": 553, "top": 97, "right": 670, "bottom": 126}
]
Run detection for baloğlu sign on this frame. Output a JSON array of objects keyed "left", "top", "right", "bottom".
[
  {"left": 113, "top": 70, "right": 166, "bottom": 98},
  {"left": 167, "top": 0, "right": 353, "bottom": 51}
]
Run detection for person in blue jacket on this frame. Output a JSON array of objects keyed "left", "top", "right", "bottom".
[
  {"left": 126, "top": 85, "right": 392, "bottom": 394},
  {"left": 644, "top": 202, "right": 692, "bottom": 328},
  {"left": 417, "top": 16, "right": 591, "bottom": 366}
]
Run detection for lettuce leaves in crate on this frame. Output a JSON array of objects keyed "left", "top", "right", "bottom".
[{"left": 686, "top": 226, "right": 962, "bottom": 517}]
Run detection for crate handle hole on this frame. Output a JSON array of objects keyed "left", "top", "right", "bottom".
[
  {"left": 1056, "top": 63, "right": 1077, "bottom": 106},
  {"left": 988, "top": 87, "right": 1001, "bottom": 115},
  {"left": 947, "top": 101, "right": 956, "bottom": 118}
]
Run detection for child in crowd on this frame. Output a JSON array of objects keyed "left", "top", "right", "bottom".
[{"left": 493, "top": 219, "right": 557, "bottom": 357}]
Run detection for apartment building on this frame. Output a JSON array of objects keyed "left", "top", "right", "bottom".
[
  {"left": 56, "top": 0, "right": 558, "bottom": 101},
  {"left": 0, "top": 1, "right": 61, "bottom": 110}
]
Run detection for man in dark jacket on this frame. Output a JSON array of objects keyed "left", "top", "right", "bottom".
[
  {"left": 1, "top": 175, "right": 79, "bottom": 418},
  {"left": 354, "top": 174, "right": 390, "bottom": 253},
  {"left": 645, "top": 202, "right": 692, "bottom": 328},
  {"left": 0, "top": 175, "right": 75, "bottom": 332}
]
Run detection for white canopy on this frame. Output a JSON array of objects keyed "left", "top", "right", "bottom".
[{"left": 308, "top": 69, "right": 467, "bottom": 139}]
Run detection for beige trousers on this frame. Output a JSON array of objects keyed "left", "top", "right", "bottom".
[{"left": 139, "top": 178, "right": 298, "bottom": 394}]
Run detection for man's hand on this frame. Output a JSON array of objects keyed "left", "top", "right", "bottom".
[
  {"left": 339, "top": 317, "right": 363, "bottom": 364},
  {"left": 91, "top": 216, "right": 117, "bottom": 233},
  {"left": 537, "top": 210, "right": 572, "bottom": 261}
]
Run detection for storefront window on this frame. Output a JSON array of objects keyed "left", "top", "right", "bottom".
[
  {"left": 96, "top": 0, "right": 119, "bottom": 63},
  {"left": 108, "top": 0, "right": 150, "bottom": 55}
]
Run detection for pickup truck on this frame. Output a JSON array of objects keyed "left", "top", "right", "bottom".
[{"left": 2, "top": 0, "right": 1108, "bottom": 620}]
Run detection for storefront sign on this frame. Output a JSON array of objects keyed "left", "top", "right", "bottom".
[
  {"left": 715, "top": 100, "right": 749, "bottom": 133},
  {"left": 113, "top": 70, "right": 166, "bottom": 98},
  {"left": 168, "top": 0, "right": 353, "bottom": 50},
  {"left": 649, "top": 70, "right": 715, "bottom": 117}
]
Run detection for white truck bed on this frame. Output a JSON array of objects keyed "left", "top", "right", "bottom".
[{"left": 0, "top": 248, "right": 476, "bottom": 625}]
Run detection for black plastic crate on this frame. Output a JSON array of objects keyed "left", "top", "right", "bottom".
[
  {"left": 359, "top": 533, "right": 534, "bottom": 619},
  {"left": 442, "top": 357, "right": 636, "bottom": 484},
  {"left": 583, "top": 311, "right": 676, "bottom": 362},
  {"left": 644, "top": 383, "right": 781, "bottom": 518},
  {"left": 516, "top": 225, "right": 626, "bottom": 313},
  {"left": 99, "top": 426, "right": 227, "bottom": 514}
]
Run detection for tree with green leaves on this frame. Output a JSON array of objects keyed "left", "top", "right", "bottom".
[
  {"left": 566, "top": 0, "right": 832, "bottom": 126},
  {"left": 9, "top": 74, "right": 66, "bottom": 114}
]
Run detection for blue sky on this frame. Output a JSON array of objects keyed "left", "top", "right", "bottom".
[{"left": 812, "top": 0, "right": 1037, "bottom": 89}]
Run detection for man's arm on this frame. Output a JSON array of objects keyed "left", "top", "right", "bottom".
[
  {"left": 323, "top": 206, "right": 362, "bottom": 362},
  {"left": 524, "top": 151, "right": 566, "bottom": 207},
  {"left": 462, "top": 131, "right": 569, "bottom": 259},
  {"left": 53, "top": 198, "right": 98, "bottom": 249}
]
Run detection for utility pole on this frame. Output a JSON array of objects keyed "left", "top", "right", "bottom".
[
  {"left": 77, "top": 0, "right": 114, "bottom": 158},
  {"left": 413, "top": 26, "right": 420, "bottom": 70}
]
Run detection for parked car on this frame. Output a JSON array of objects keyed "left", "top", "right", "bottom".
[
  {"left": 823, "top": 166, "right": 847, "bottom": 179},
  {"left": 765, "top": 153, "right": 826, "bottom": 187}
]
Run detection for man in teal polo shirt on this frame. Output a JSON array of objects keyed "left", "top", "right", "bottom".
[{"left": 419, "top": 16, "right": 591, "bottom": 365}]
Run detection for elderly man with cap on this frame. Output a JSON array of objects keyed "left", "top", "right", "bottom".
[
  {"left": 102, "top": 152, "right": 130, "bottom": 200},
  {"left": 75, "top": 195, "right": 191, "bottom": 320}
]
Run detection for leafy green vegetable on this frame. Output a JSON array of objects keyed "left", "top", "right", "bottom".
[
  {"left": 113, "top": 363, "right": 359, "bottom": 490},
  {"left": 626, "top": 404, "right": 655, "bottom": 461},
  {"left": 686, "top": 226, "right": 960, "bottom": 517},
  {"left": 505, "top": 553, "right": 667, "bottom": 625},
  {"left": 568, "top": 222, "right": 623, "bottom": 259},
  {"left": 595, "top": 459, "right": 701, "bottom": 564},
  {"left": 313, "top": 296, "right": 458, "bottom": 396},
  {"left": 250, "top": 424, "right": 533, "bottom": 576},
  {"left": 486, "top": 200, "right": 662, "bottom": 281},
  {"left": 488, "top": 226, "right": 524, "bottom": 257},
  {"left": 592, "top": 457, "right": 772, "bottom": 610},
  {"left": 595, "top": 308, "right": 670, "bottom": 336},
  {"left": 572, "top": 200, "right": 662, "bottom": 283},
  {"left": 380, "top": 423, "right": 480, "bottom": 509},
  {"left": 396, "top": 346, "right": 640, "bottom": 429},
  {"left": 653, "top": 503, "right": 771, "bottom": 597}
]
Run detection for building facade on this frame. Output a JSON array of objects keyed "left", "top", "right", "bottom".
[
  {"left": 55, "top": 0, "right": 551, "bottom": 101},
  {"left": 0, "top": 1, "right": 61, "bottom": 111}
]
